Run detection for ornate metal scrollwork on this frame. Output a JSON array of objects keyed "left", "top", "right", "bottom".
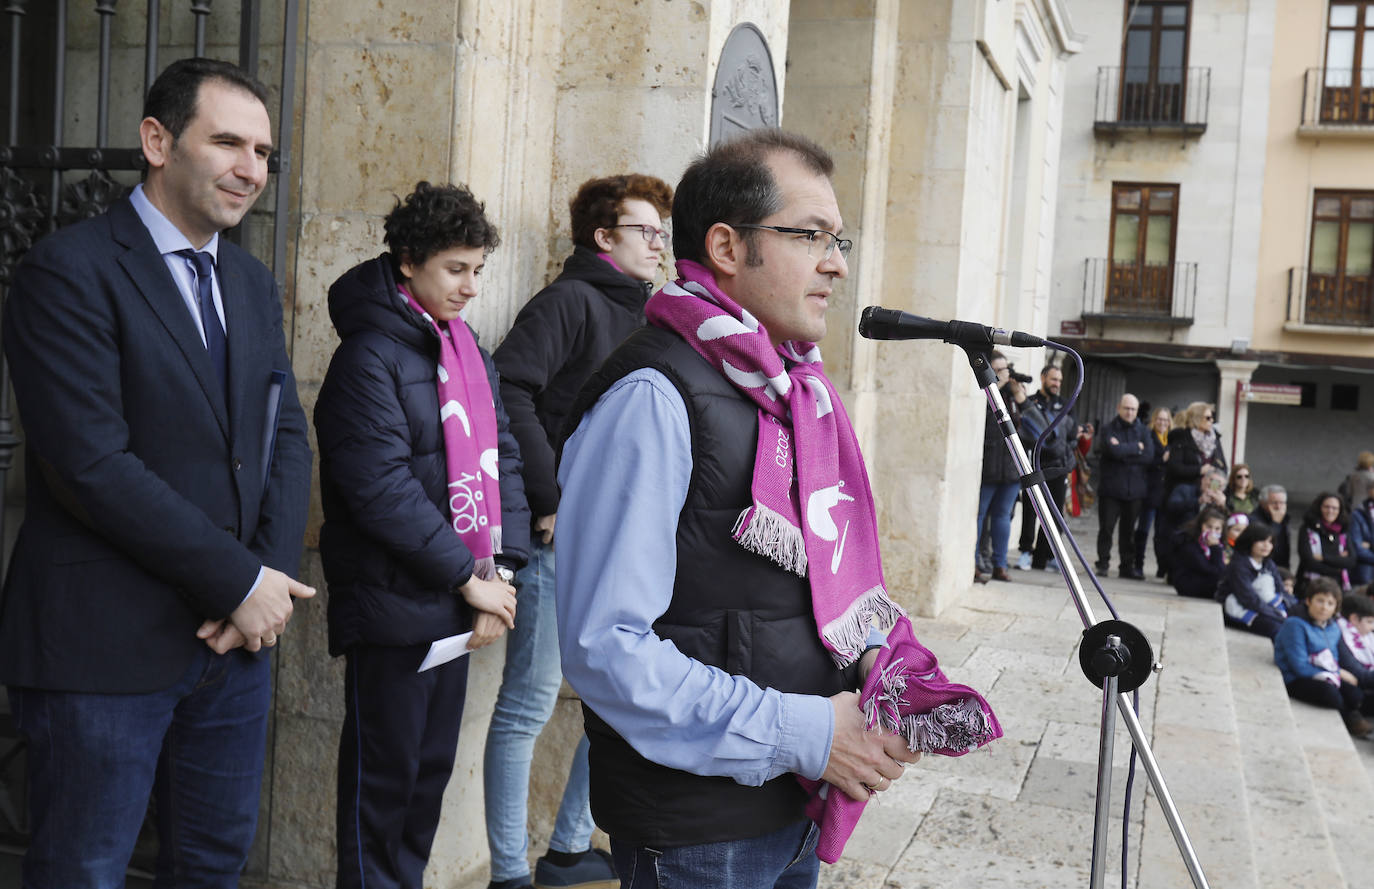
[
  {"left": 57, "top": 169, "right": 129, "bottom": 228},
  {"left": 0, "top": 167, "right": 44, "bottom": 285}
]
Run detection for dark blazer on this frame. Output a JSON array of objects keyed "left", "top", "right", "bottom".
[{"left": 0, "top": 198, "right": 312, "bottom": 693}]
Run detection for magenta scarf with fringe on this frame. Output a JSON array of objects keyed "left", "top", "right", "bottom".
[
  {"left": 400, "top": 285, "right": 502, "bottom": 579},
  {"left": 646, "top": 260, "right": 900, "bottom": 664},
  {"left": 646, "top": 261, "right": 1002, "bottom": 863}
]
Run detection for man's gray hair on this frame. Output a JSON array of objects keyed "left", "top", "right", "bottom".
[{"left": 1259, "top": 484, "right": 1287, "bottom": 500}]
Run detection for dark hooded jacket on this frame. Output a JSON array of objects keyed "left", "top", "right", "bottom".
[
  {"left": 314, "top": 254, "right": 530, "bottom": 656},
  {"left": 493, "top": 246, "right": 652, "bottom": 518}
]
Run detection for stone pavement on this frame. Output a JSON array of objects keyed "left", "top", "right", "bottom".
[{"left": 816, "top": 514, "right": 1374, "bottom": 889}]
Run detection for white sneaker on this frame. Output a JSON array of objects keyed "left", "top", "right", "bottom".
[{"left": 1016, "top": 551, "right": 1033, "bottom": 571}]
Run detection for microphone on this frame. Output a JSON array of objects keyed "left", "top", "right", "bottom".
[{"left": 858, "top": 306, "right": 1045, "bottom": 348}]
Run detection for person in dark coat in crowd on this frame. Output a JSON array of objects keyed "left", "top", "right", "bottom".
[
  {"left": 485, "top": 173, "right": 673, "bottom": 889},
  {"left": 314, "top": 182, "right": 531, "bottom": 889},
  {"left": 1217, "top": 522, "right": 1295, "bottom": 638},
  {"left": 1338, "top": 450, "right": 1374, "bottom": 511},
  {"left": 1095, "top": 393, "right": 1153, "bottom": 578},
  {"left": 1134, "top": 406, "right": 1171, "bottom": 577},
  {"left": 976, "top": 351, "right": 1026, "bottom": 582},
  {"left": 1157, "top": 401, "right": 1227, "bottom": 579},
  {"left": 1251, "top": 484, "right": 1293, "bottom": 572},
  {"left": 1172, "top": 506, "right": 1227, "bottom": 599},
  {"left": 1015, "top": 364, "right": 1076, "bottom": 572},
  {"left": 1349, "top": 477, "right": 1374, "bottom": 587},
  {"left": 1297, "top": 492, "right": 1357, "bottom": 597}
]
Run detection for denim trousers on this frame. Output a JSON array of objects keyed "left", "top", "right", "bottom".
[
  {"left": 483, "top": 540, "right": 596, "bottom": 881},
  {"left": 610, "top": 820, "right": 820, "bottom": 889},
  {"left": 9, "top": 646, "right": 271, "bottom": 889},
  {"left": 976, "top": 481, "right": 1021, "bottom": 570}
]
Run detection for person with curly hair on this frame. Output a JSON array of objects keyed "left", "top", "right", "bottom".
[
  {"left": 314, "top": 181, "right": 532, "bottom": 889},
  {"left": 485, "top": 172, "right": 672, "bottom": 889}
]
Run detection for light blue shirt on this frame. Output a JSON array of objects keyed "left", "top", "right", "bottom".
[
  {"left": 128, "top": 184, "right": 262, "bottom": 604},
  {"left": 556, "top": 367, "right": 840, "bottom": 786}
]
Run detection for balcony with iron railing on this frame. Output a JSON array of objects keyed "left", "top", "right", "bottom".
[
  {"left": 1081, "top": 258, "right": 1197, "bottom": 327},
  {"left": 1300, "top": 68, "right": 1374, "bottom": 136},
  {"left": 1286, "top": 266, "right": 1374, "bottom": 330},
  {"left": 1094, "top": 67, "right": 1210, "bottom": 136}
]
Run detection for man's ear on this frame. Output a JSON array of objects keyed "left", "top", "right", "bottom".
[
  {"left": 593, "top": 227, "right": 615, "bottom": 252},
  {"left": 139, "top": 117, "right": 172, "bottom": 171},
  {"left": 703, "top": 222, "right": 742, "bottom": 279}
]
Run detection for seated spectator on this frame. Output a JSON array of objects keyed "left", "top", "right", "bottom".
[
  {"left": 1250, "top": 484, "right": 1293, "bottom": 572},
  {"left": 1171, "top": 506, "right": 1227, "bottom": 599},
  {"left": 1218, "top": 522, "right": 1295, "bottom": 638},
  {"left": 1279, "top": 567, "right": 1295, "bottom": 599},
  {"left": 1337, "top": 591, "right": 1374, "bottom": 703},
  {"left": 1350, "top": 478, "right": 1374, "bottom": 586},
  {"left": 1160, "top": 464, "right": 1227, "bottom": 579},
  {"left": 1337, "top": 450, "right": 1374, "bottom": 510},
  {"left": 1273, "top": 577, "right": 1370, "bottom": 738},
  {"left": 1223, "top": 512, "right": 1249, "bottom": 562},
  {"left": 1297, "top": 492, "right": 1357, "bottom": 596},
  {"left": 1225, "top": 463, "right": 1258, "bottom": 515}
]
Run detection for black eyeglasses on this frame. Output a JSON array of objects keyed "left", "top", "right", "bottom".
[
  {"left": 732, "top": 224, "right": 853, "bottom": 261},
  {"left": 610, "top": 224, "right": 668, "bottom": 245}
]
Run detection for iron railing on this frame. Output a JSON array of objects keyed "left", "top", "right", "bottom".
[
  {"left": 1301, "top": 67, "right": 1374, "bottom": 126},
  {"left": 1082, "top": 257, "right": 1197, "bottom": 325},
  {"left": 1093, "top": 66, "right": 1210, "bottom": 134},
  {"left": 0, "top": 0, "right": 301, "bottom": 864},
  {"left": 1287, "top": 266, "right": 1374, "bottom": 327}
]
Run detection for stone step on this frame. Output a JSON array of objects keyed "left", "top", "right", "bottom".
[
  {"left": 1225, "top": 628, "right": 1348, "bottom": 889},
  {"left": 1133, "top": 593, "right": 1260, "bottom": 889}
]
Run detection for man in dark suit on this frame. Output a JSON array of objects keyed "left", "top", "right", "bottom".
[{"left": 0, "top": 57, "right": 313, "bottom": 887}]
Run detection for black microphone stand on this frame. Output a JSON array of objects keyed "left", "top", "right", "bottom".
[{"left": 964, "top": 346, "right": 1211, "bottom": 889}]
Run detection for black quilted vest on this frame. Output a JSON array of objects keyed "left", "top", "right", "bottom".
[{"left": 562, "top": 326, "right": 858, "bottom": 848}]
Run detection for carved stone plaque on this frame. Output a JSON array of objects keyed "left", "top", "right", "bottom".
[{"left": 709, "top": 23, "right": 779, "bottom": 147}]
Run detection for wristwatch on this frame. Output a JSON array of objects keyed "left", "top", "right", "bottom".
[{"left": 495, "top": 566, "right": 516, "bottom": 584}]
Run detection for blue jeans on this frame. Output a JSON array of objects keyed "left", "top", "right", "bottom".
[
  {"left": 976, "top": 481, "right": 1021, "bottom": 570},
  {"left": 610, "top": 820, "right": 819, "bottom": 889},
  {"left": 483, "top": 540, "right": 595, "bottom": 881},
  {"left": 10, "top": 646, "right": 271, "bottom": 889}
]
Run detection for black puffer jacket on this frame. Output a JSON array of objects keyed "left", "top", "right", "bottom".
[
  {"left": 981, "top": 385, "right": 1023, "bottom": 485},
  {"left": 494, "top": 247, "right": 651, "bottom": 517},
  {"left": 1163, "top": 427, "right": 1226, "bottom": 502},
  {"left": 315, "top": 254, "right": 531, "bottom": 656},
  {"left": 1097, "top": 415, "right": 1154, "bottom": 501}
]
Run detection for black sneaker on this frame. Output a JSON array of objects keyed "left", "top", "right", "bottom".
[{"left": 534, "top": 849, "right": 618, "bottom": 889}]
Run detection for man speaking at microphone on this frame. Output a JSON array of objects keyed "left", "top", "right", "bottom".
[{"left": 555, "top": 128, "right": 921, "bottom": 888}]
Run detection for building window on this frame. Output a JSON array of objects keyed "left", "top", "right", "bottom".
[
  {"left": 1119, "top": 1, "right": 1190, "bottom": 123},
  {"left": 1332, "top": 383, "right": 1360, "bottom": 411},
  {"left": 1307, "top": 190, "right": 1374, "bottom": 325},
  {"left": 1108, "top": 183, "right": 1179, "bottom": 313},
  {"left": 1322, "top": 2, "right": 1374, "bottom": 123}
]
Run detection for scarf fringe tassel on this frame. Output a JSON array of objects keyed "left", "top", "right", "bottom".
[
  {"left": 822, "top": 586, "right": 904, "bottom": 668},
  {"left": 903, "top": 698, "right": 998, "bottom": 754},
  {"left": 733, "top": 503, "right": 808, "bottom": 576}
]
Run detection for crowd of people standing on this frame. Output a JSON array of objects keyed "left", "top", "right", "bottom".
[{"left": 975, "top": 376, "right": 1374, "bottom": 740}]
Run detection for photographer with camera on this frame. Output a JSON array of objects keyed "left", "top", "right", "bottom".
[
  {"left": 975, "top": 351, "right": 1027, "bottom": 583},
  {"left": 1015, "top": 365, "right": 1077, "bottom": 572}
]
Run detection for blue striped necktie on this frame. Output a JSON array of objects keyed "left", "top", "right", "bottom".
[{"left": 175, "top": 249, "right": 227, "bottom": 398}]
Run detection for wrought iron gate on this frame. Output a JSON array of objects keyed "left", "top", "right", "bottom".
[{"left": 0, "top": 0, "right": 300, "bottom": 874}]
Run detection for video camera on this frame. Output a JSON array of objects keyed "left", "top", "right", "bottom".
[{"left": 1006, "top": 364, "right": 1033, "bottom": 384}]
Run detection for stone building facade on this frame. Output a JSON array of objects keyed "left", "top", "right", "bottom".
[{"left": 0, "top": 0, "right": 1080, "bottom": 886}]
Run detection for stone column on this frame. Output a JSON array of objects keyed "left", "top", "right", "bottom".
[{"left": 1216, "top": 358, "right": 1259, "bottom": 467}]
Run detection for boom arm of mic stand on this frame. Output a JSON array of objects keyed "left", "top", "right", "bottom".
[{"left": 961, "top": 347, "right": 1211, "bottom": 889}]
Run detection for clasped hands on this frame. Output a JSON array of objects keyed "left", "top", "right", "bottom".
[{"left": 197, "top": 566, "right": 316, "bottom": 653}]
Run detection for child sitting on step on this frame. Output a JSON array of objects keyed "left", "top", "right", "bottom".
[
  {"left": 1217, "top": 521, "right": 1294, "bottom": 638},
  {"left": 1337, "top": 591, "right": 1374, "bottom": 709},
  {"left": 1273, "top": 576, "right": 1370, "bottom": 738}
]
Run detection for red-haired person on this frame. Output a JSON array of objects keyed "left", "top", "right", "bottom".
[{"left": 486, "top": 173, "right": 674, "bottom": 889}]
